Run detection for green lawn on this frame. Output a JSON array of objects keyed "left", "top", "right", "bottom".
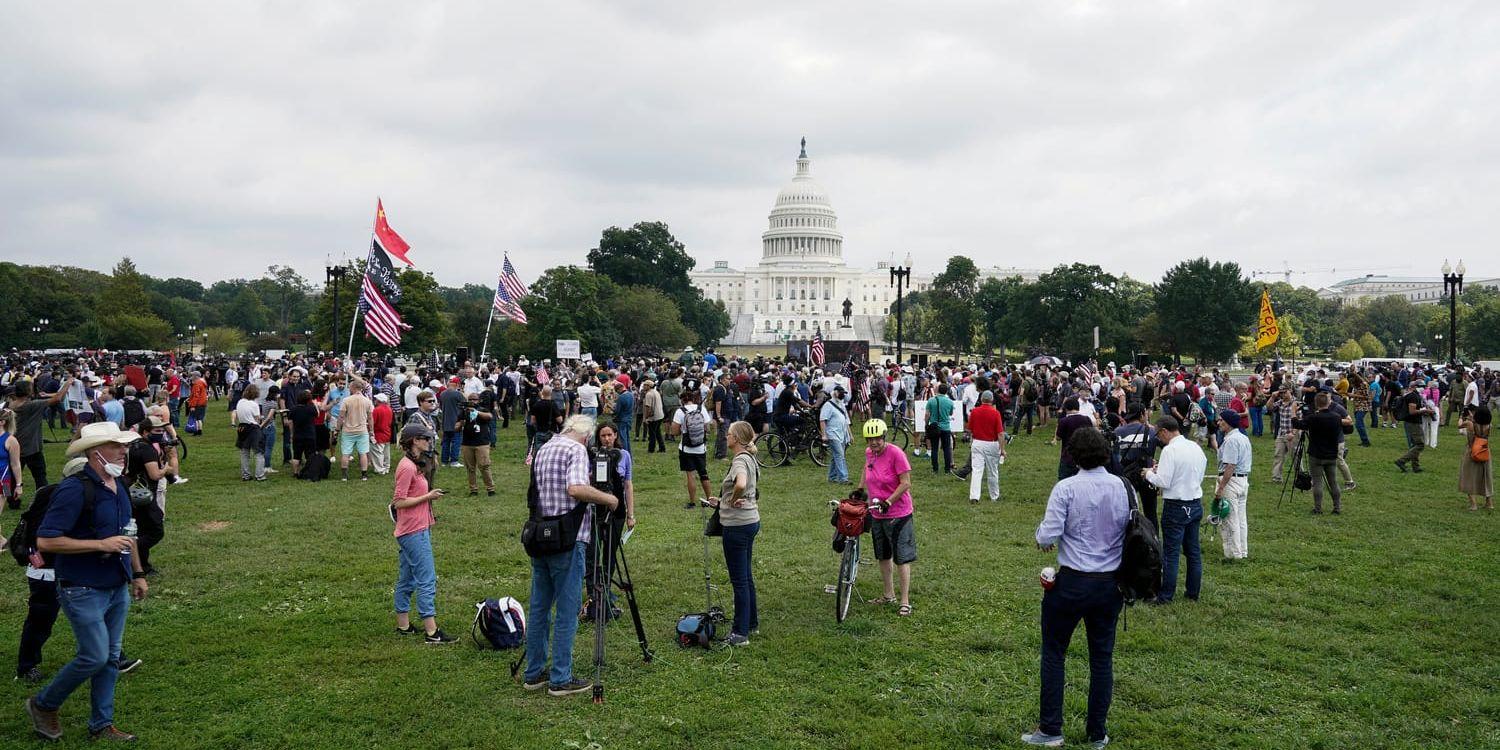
[{"left": 2, "top": 413, "right": 1496, "bottom": 749}]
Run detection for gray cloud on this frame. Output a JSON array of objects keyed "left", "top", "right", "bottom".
[{"left": 2, "top": 1, "right": 1496, "bottom": 292}]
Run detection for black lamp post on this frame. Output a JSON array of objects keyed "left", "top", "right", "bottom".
[
  {"left": 889, "top": 253, "right": 913, "bottom": 365},
  {"left": 31, "top": 317, "right": 49, "bottom": 347},
  {"left": 1442, "top": 259, "right": 1465, "bottom": 365},
  {"left": 326, "top": 261, "right": 349, "bottom": 353}
]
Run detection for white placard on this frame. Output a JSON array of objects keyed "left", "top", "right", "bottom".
[{"left": 555, "top": 339, "right": 581, "bottom": 359}]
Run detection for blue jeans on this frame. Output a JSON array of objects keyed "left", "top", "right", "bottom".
[
  {"left": 168, "top": 397, "right": 181, "bottom": 427},
  {"left": 525, "top": 544, "right": 586, "bottom": 687},
  {"left": 1354, "top": 410, "right": 1370, "bottom": 445},
  {"left": 261, "top": 422, "right": 276, "bottom": 467},
  {"left": 1159, "top": 499, "right": 1203, "bottom": 602},
  {"left": 1039, "top": 571, "right": 1123, "bottom": 742},
  {"left": 1249, "top": 406, "right": 1264, "bottom": 437},
  {"left": 36, "top": 584, "right": 129, "bottom": 732},
  {"left": 441, "top": 430, "right": 461, "bottom": 464},
  {"left": 394, "top": 529, "right": 437, "bottom": 618},
  {"left": 929, "top": 429, "right": 953, "bottom": 472},
  {"left": 721, "top": 522, "right": 760, "bottom": 636},
  {"left": 616, "top": 421, "right": 632, "bottom": 456},
  {"left": 827, "top": 435, "right": 849, "bottom": 482},
  {"left": 580, "top": 407, "right": 597, "bottom": 417}
]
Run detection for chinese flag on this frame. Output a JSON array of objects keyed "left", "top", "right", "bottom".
[{"left": 373, "top": 199, "right": 414, "bottom": 267}]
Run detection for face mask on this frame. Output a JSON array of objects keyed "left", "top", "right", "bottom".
[
  {"left": 93, "top": 450, "right": 125, "bottom": 478},
  {"left": 148, "top": 433, "right": 166, "bottom": 444}
]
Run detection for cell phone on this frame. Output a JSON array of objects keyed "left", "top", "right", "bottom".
[{"left": 435, "top": 488, "right": 447, "bottom": 496}]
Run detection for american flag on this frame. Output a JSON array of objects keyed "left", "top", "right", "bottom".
[
  {"left": 359, "top": 242, "right": 412, "bottom": 348},
  {"left": 493, "top": 254, "right": 529, "bottom": 324},
  {"left": 810, "top": 326, "right": 825, "bottom": 366}
]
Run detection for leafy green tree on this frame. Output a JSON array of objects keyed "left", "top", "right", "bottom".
[
  {"left": 153, "top": 277, "right": 205, "bottom": 302},
  {"left": 606, "top": 286, "right": 695, "bottom": 353},
  {"left": 1343, "top": 296, "right": 1422, "bottom": 355},
  {"left": 102, "top": 314, "right": 173, "bottom": 350},
  {"left": 929, "top": 256, "right": 980, "bottom": 354},
  {"left": 1357, "top": 332, "right": 1387, "bottom": 359},
  {"left": 253, "top": 265, "right": 313, "bottom": 336},
  {"left": 587, "top": 221, "right": 728, "bottom": 346},
  {"left": 1007, "top": 264, "right": 1127, "bottom": 358},
  {"left": 1334, "top": 339, "right": 1365, "bottom": 362},
  {"left": 1261, "top": 282, "right": 1342, "bottom": 350},
  {"left": 1154, "top": 258, "right": 1257, "bottom": 363},
  {"left": 202, "top": 326, "right": 248, "bottom": 354},
  {"left": 974, "top": 276, "right": 1023, "bottom": 356},
  {"left": 96, "top": 258, "right": 174, "bottom": 349},
  {"left": 517, "top": 266, "right": 622, "bottom": 359},
  {"left": 1460, "top": 296, "right": 1500, "bottom": 358},
  {"left": 225, "top": 287, "right": 270, "bottom": 334}
]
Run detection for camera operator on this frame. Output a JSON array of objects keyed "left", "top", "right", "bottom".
[
  {"left": 581, "top": 423, "right": 635, "bottom": 621},
  {"left": 1292, "top": 392, "right": 1353, "bottom": 514},
  {"left": 6, "top": 377, "right": 71, "bottom": 489},
  {"left": 1270, "top": 388, "right": 1300, "bottom": 484},
  {"left": 521, "top": 415, "right": 619, "bottom": 696},
  {"left": 1394, "top": 379, "right": 1434, "bottom": 474}
]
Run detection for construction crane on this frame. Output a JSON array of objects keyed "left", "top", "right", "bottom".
[{"left": 1250, "top": 261, "right": 1407, "bottom": 285}]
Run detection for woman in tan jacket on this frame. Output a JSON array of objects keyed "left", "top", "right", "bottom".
[{"left": 642, "top": 380, "right": 666, "bottom": 453}]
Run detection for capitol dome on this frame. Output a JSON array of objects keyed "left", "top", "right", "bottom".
[{"left": 761, "top": 138, "right": 844, "bottom": 266}]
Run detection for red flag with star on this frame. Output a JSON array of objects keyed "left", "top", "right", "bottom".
[{"left": 373, "top": 199, "right": 414, "bottom": 267}]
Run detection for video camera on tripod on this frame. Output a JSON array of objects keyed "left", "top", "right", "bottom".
[{"left": 584, "top": 444, "right": 651, "bottom": 705}]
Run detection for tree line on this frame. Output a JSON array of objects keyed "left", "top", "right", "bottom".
[
  {"left": 1, "top": 221, "right": 730, "bottom": 360},
  {"left": 884, "top": 257, "right": 1500, "bottom": 362}
]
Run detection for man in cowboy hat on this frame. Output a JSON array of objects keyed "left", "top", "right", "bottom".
[{"left": 25, "top": 422, "right": 149, "bottom": 742}]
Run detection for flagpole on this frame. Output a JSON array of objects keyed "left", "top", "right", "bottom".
[{"left": 479, "top": 303, "right": 497, "bottom": 363}]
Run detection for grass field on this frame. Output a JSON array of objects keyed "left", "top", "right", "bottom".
[{"left": 1, "top": 411, "right": 1496, "bottom": 748}]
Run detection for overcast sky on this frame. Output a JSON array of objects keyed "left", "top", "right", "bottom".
[{"left": 2, "top": 1, "right": 1496, "bottom": 293}]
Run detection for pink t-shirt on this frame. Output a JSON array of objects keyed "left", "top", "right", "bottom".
[
  {"left": 392, "top": 457, "right": 434, "bottom": 537},
  {"left": 864, "top": 444, "right": 913, "bottom": 520}
]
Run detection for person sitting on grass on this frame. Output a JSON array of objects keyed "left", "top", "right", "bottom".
[{"left": 391, "top": 423, "right": 456, "bottom": 644}]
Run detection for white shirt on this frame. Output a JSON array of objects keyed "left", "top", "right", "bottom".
[
  {"left": 1077, "top": 399, "right": 1097, "bottom": 419},
  {"left": 1146, "top": 434, "right": 1207, "bottom": 501},
  {"left": 404, "top": 382, "right": 421, "bottom": 410},
  {"left": 234, "top": 398, "right": 262, "bottom": 426},
  {"left": 577, "top": 383, "right": 601, "bottom": 409},
  {"left": 463, "top": 376, "right": 484, "bottom": 396},
  {"left": 1465, "top": 380, "right": 1481, "bottom": 407},
  {"left": 673, "top": 404, "right": 708, "bottom": 455}
]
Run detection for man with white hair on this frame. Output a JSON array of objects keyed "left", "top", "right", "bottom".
[{"left": 520, "top": 415, "right": 619, "bottom": 697}]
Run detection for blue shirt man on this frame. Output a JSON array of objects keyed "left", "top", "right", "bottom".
[
  {"left": 28, "top": 424, "right": 148, "bottom": 742},
  {"left": 612, "top": 384, "right": 636, "bottom": 454}
]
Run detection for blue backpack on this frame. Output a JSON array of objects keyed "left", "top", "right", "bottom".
[{"left": 472, "top": 597, "right": 526, "bottom": 650}]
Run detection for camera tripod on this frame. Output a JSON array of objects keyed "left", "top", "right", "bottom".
[
  {"left": 588, "top": 507, "right": 652, "bottom": 704},
  {"left": 1276, "top": 431, "right": 1308, "bottom": 509}
]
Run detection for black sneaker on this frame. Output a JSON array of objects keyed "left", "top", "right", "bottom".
[
  {"left": 1394, "top": 460, "right": 1407, "bottom": 473},
  {"left": 547, "top": 679, "right": 592, "bottom": 697},
  {"left": 522, "top": 676, "right": 548, "bottom": 691},
  {"left": 14, "top": 667, "right": 43, "bottom": 684},
  {"left": 487, "top": 490, "right": 496, "bottom": 497},
  {"left": 423, "top": 629, "right": 457, "bottom": 644},
  {"left": 395, "top": 624, "right": 418, "bottom": 636},
  {"left": 117, "top": 657, "right": 143, "bottom": 674}
]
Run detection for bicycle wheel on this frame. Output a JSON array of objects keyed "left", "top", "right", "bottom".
[
  {"left": 173, "top": 439, "right": 189, "bottom": 464},
  {"left": 754, "top": 433, "right": 789, "bottom": 468},
  {"left": 835, "top": 536, "right": 859, "bottom": 623},
  {"left": 889, "top": 425, "right": 910, "bottom": 452},
  {"left": 809, "top": 438, "right": 829, "bottom": 467}
]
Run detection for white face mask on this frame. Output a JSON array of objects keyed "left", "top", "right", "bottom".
[{"left": 93, "top": 449, "right": 125, "bottom": 478}]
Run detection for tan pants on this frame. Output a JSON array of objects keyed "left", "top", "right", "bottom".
[
  {"left": 461, "top": 444, "right": 493, "bottom": 492},
  {"left": 371, "top": 442, "right": 390, "bottom": 475}
]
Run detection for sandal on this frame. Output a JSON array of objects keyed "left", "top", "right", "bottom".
[
  {"left": 898, "top": 604, "right": 913, "bottom": 617},
  {"left": 867, "top": 595, "right": 897, "bottom": 605}
]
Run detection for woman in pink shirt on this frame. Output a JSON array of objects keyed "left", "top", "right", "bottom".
[{"left": 391, "top": 423, "right": 456, "bottom": 643}]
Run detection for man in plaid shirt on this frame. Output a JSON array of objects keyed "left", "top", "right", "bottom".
[
  {"left": 521, "top": 415, "right": 618, "bottom": 697},
  {"left": 1270, "top": 388, "right": 1300, "bottom": 483}
]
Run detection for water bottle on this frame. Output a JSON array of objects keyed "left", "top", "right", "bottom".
[{"left": 122, "top": 519, "right": 138, "bottom": 557}]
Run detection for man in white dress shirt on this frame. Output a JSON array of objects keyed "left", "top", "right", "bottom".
[
  {"left": 1213, "top": 410, "right": 1252, "bottom": 560},
  {"left": 1143, "top": 416, "right": 1207, "bottom": 604}
]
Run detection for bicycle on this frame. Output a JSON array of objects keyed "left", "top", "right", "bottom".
[
  {"left": 831, "top": 493, "right": 883, "bottom": 623},
  {"left": 755, "top": 408, "right": 836, "bottom": 468}
]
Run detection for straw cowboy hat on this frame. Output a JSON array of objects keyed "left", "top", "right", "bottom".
[{"left": 66, "top": 421, "right": 141, "bottom": 457}]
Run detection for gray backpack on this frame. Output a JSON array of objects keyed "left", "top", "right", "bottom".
[{"left": 681, "top": 406, "right": 707, "bottom": 448}]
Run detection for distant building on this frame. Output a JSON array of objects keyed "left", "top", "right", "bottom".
[
  {"left": 691, "top": 140, "right": 1043, "bottom": 345},
  {"left": 1318, "top": 274, "right": 1500, "bottom": 305}
]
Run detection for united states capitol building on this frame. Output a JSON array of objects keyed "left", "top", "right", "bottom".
[{"left": 691, "top": 140, "right": 1041, "bottom": 345}]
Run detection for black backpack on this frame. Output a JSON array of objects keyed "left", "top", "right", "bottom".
[
  {"left": 300, "top": 453, "right": 331, "bottom": 482},
  {"left": 1114, "top": 476, "right": 1162, "bottom": 607},
  {"left": 8, "top": 478, "right": 94, "bottom": 567}
]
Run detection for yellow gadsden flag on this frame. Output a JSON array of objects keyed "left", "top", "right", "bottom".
[{"left": 1256, "top": 289, "right": 1280, "bottom": 349}]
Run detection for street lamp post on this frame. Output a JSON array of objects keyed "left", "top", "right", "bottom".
[
  {"left": 188, "top": 324, "right": 198, "bottom": 356},
  {"left": 31, "top": 318, "right": 50, "bottom": 348},
  {"left": 1442, "top": 259, "right": 1465, "bottom": 366},
  {"left": 889, "top": 253, "right": 913, "bottom": 365},
  {"left": 326, "top": 261, "right": 350, "bottom": 355}
]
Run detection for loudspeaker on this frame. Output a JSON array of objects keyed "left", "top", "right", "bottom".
[{"left": 456, "top": 347, "right": 470, "bottom": 367}]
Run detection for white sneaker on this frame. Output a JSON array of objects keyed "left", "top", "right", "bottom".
[
  {"left": 1020, "top": 731, "right": 1065, "bottom": 747},
  {"left": 264, "top": 467, "right": 279, "bottom": 474}
]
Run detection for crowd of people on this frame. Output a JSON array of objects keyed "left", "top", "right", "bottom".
[{"left": 0, "top": 347, "right": 1494, "bottom": 744}]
